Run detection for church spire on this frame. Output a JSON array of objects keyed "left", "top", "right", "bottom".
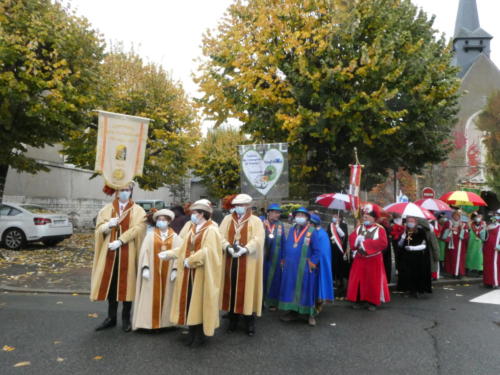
[
  {"left": 453, "top": 0, "right": 493, "bottom": 77},
  {"left": 454, "top": 0, "right": 480, "bottom": 37}
]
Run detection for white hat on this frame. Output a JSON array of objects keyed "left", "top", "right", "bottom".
[
  {"left": 153, "top": 209, "right": 175, "bottom": 221},
  {"left": 190, "top": 199, "right": 213, "bottom": 213},
  {"left": 232, "top": 194, "right": 252, "bottom": 205}
]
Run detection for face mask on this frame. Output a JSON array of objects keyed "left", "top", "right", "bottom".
[
  {"left": 156, "top": 220, "right": 168, "bottom": 229},
  {"left": 118, "top": 190, "right": 131, "bottom": 201},
  {"left": 331, "top": 217, "right": 338, "bottom": 223},
  {"left": 363, "top": 220, "right": 372, "bottom": 227},
  {"left": 461, "top": 215, "right": 468, "bottom": 222},
  {"left": 394, "top": 218, "right": 402, "bottom": 225},
  {"left": 191, "top": 213, "right": 200, "bottom": 225},
  {"left": 295, "top": 217, "right": 307, "bottom": 226},
  {"left": 474, "top": 218, "right": 481, "bottom": 223},
  {"left": 229, "top": 208, "right": 235, "bottom": 214},
  {"left": 234, "top": 206, "right": 246, "bottom": 216},
  {"left": 407, "top": 222, "right": 416, "bottom": 229},
  {"left": 495, "top": 216, "right": 500, "bottom": 222}
]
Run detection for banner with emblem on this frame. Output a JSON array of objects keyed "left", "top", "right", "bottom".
[
  {"left": 94, "top": 110, "right": 150, "bottom": 189},
  {"left": 238, "top": 143, "right": 289, "bottom": 199}
]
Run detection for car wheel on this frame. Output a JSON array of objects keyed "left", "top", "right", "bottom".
[
  {"left": 3, "top": 228, "right": 26, "bottom": 250},
  {"left": 42, "top": 238, "right": 63, "bottom": 247}
]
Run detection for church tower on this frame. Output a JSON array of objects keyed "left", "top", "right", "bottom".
[{"left": 453, "top": 0, "right": 493, "bottom": 77}]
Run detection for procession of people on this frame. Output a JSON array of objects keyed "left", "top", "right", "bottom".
[{"left": 90, "top": 186, "right": 500, "bottom": 347}]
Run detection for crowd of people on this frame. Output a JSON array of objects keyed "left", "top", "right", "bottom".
[{"left": 89, "top": 183, "right": 500, "bottom": 347}]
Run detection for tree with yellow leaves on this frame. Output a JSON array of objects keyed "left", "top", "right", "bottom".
[
  {"left": 63, "top": 47, "right": 200, "bottom": 190},
  {"left": 195, "top": 0, "right": 460, "bottom": 198}
]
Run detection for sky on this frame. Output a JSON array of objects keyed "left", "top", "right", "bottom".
[{"left": 65, "top": 0, "right": 500, "bottom": 110}]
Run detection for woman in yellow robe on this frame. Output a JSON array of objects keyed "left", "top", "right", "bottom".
[
  {"left": 164, "top": 200, "right": 222, "bottom": 347},
  {"left": 133, "top": 209, "right": 182, "bottom": 331}
]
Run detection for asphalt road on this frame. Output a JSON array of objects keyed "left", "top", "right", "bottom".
[{"left": 1, "top": 285, "right": 499, "bottom": 375}]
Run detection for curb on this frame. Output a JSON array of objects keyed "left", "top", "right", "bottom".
[
  {"left": 1, "top": 278, "right": 484, "bottom": 296},
  {"left": 0, "top": 285, "right": 90, "bottom": 295}
]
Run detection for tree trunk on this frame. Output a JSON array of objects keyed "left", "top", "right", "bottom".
[
  {"left": 0, "top": 164, "right": 8, "bottom": 205},
  {"left": 0, "top": 165, "right": 8, "bottom": 259}
]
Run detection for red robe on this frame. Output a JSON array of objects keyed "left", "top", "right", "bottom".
[
  {"left": 347, "top": 224, "right": 390, "bottom": 306},
  {"left": 483, "top": 224, "right": 500, "bottom": 287},
  {"left": 443, "top": 221, "right": 469, "bottom": 276}
]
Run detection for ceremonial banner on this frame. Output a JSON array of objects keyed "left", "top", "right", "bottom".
[
  {"left": 95, "top": 110, "right": 150, "bottom": 189},
  {"left": 348, "top": 164, "right": 362, "bottom": 214},
  {"left": 238, "top": 143, "right": 288, "bottom": 199}
]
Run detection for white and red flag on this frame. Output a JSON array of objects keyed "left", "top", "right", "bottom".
[{"left": 348, "top": 164, "right": 362, "bottom": 214}]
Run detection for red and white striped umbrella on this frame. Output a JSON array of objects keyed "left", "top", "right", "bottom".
[
  {"left": 421, "top": 207, "right": 437, "bottom": 221},
  {"left": 383, "top": 202, "right": 427, "bottom": 219},
  {"left": 315, "top": 193, "right": 352, "bottom": 211},
  {"left": 414, "top": 198, "right": 452, "bottom": 212}
]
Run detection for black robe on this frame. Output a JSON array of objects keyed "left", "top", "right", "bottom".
[
  {"left": 327, "top": 222, "right": 350, "bottom": 285},
  {"left": 397, "top": 226, "right": 432, "bottom": 294}
]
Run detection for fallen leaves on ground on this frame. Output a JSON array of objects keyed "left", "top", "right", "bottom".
[
  {"left": 53, "top": 341, "right": 62, "bottom": 345},
  {"left": 3, "top": 345, "right": 15, "bottom": 352},
  {"left": 93, "top": 355, "right": 103, "bottom": 360},
  {"left": 13, "top": 361, "right": 31, "bottom": 367},
  {"left": 56, "top": 357, "right": 65, "bottom": 362},
  {"left": 88, "top": 313, "right": 98, "bottom": 318}
]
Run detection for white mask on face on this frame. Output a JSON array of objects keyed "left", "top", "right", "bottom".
[
  {"left": 156, "top": 220, "right": 168, "bottom": 230},
  {"left": 394, "top": 218, "right": 403, "bottom": 226},
  {"left": 118, "top": 190, "right": 131, "bottom": 202},
  {"left": 331, "top": 217, "right": 338, "bottom": 223},
  {"left": 234, "top": 206, "right": 246, "bottom": 216},
  {"left": 295, "top": 217, "right": 307, "bottom": 226},
  {"left": 191, "top": 213, "right": 200, "bottom": 225}
]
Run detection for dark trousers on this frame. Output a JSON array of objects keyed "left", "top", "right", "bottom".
[
  {"left": 107, "top": 252, "right": 132, "bottom": 321},
  {"left": 228, "top": 257, "right": 255, "bottom": 330}
]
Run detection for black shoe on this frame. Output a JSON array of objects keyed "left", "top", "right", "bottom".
[
  {"left": 95, "top": 317, "right": 116, "bottom": 331},
  {"left": 122, "top": 319, "right": 132, "bottom": 332},
  {"left": 246, "top": 325, "right": 255, "bottom": 337},
  {"left": 227, "top": 318, "right": 238, "bottom": 333}
]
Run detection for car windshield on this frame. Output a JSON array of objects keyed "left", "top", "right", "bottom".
[
  {"left": 21, "top": 205, "right": 56, "bottom": 214},
  {"left": 139, "top": 202, "right": 153, "bottom": 211}
]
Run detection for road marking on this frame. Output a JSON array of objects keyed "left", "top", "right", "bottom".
[{"left": 470, "top": 290, "right": 500, "bottom": 305}]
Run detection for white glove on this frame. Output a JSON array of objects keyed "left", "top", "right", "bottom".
[
  {"left": 108, "top": 217, "right": 119, "bottom": 228},
  {"left": 184, "top": 259, "right": 190, "bottom": 269},
  {"left": 142, "top": 268, "right": 150, "bottom": 280},
  {"left": 108, "top": 240, "right": 122, "bottom": 251},
  {"left": 405, "top": 245, "right": 412, "bottom": 251},
  {"left": 400, "top": 232, "right": 407, "bottom": 241},
  {"left": 355, "top": 235, "right": 365, "bottom": 248},
  {"left": 158, "top": 251, "right": 171, "bottom": 260},
  {"left": 170, "top": 269, "right": 177, "bottom": 281},
  {"left": 236, "top": 246, "right": 248, "bottom": 257},
  {"left": 227, "top": 246, "right": 237, "bottom": 258}
]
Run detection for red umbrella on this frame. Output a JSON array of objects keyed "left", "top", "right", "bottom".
[
  {"left": 439, "top": 191, "right": 486, "bottom": 207},
  {"left": 421, "top": 207, "right": 436, "bottom": 221},
  {"left": 316, "top": 193, "right": 352, "bottom": 211},
  {"left": 414, "top": 198, "right": 452, "bottom": 212}
]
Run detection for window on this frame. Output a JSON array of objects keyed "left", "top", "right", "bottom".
[
  {"left": 0, "top": 205, "right": 11, "bottom": 216},
  {"left": 155, "top": 201, "right": 164, "bottom": 209},
  {"left": 8, "top": 208, "right": 22, "bottom": 216}
]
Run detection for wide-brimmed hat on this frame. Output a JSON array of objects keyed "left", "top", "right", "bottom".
[
  {"left": 310, "top": 213, "right": 321, "bottom": 225},
  {"left": 293, "top": 207, "right": 310, "bottom": 217},
  {"left": 232, "top": 194, "right": 253, "bottom": 205},
  {"left": 267, "top": 203, "right": 282, "bottom": 212},
  {"left": 190, "top": 199, "right": 213, "bottom": 213},
  {"left": 153, "top": 209, "right": 175, "bottom": 221}
]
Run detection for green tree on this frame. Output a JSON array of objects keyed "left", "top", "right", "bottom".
[
  {"left": 477, "top": 91, "right": 500, "bottom": 194},
  {"left": 63, "top": 48, "right": 200, "bottom": 190},
  {"left": 195, "top": 0, "right": 460, "bottom": 198},
  {"left": 0, "top": 0, "right": 105, "bottom": 201},
  {"left": 193, "top": 127, "right": 246, "bottom": 199}
]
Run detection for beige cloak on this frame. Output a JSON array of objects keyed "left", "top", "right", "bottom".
[
  {"left": 132, "top": 227, "right": 182, "bottom": 330},
  {"left": 167, "top": 220, "right": 222, "bottom": 336},
  {"left": 219, "top": 212, "right": 265, "bottom": 316},
  {"left": 91, "top": 199, "right": 146, "bottom": 302}
]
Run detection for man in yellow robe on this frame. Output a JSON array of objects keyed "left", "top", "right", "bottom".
[
  {"left": 91, "top": 183, "right": 146, "bottom": 332},
  {"left": 164, "top": 200, "right": 222, "bottom": 347},
  {"left": 133, "top": 209, "right": 182, "bottom": 330},
  {"left": 219, "top": 193, "right": 265, "bottom": 336}
]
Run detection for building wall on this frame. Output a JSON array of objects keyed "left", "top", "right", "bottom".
[{"left": 4, "top": 152, "right": 175, "bottom": 228}]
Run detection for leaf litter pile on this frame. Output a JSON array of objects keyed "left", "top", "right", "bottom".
[{"left": 0, "top": 232, "right": 94, "bottom": 291}]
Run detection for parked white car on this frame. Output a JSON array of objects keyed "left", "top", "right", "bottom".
[{"left": 0, "top": 203, "right": 73, "bottom": 250}]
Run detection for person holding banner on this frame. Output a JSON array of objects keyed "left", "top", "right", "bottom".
[
  {"left": 220, "top": 194, "right": 265, "bottom": 336},
  {"left": 132, "top": 209, "right": 182, "bottom": 331},
  {"left": 279, "top": 209, "right": 333, "bottom": 326},
  {"left": 347, "top": 204, "right": 390, "bottom": 311},
  {"left": 162, "top": 200, "right": 222, "bottom": 347},
  {"left": 483, "top": 210, "right": 500, "bottom": 288},
  {"left": 262, "top": 203, "right": 286, "bottom": 311},
  {"left": 443, "top": 210, "right": 470, "bottom": 279},
  {"left": 327, "top": 213, "right": 350, "bottom": 297},
  {"left": 91, "top": 182, "right": 147, "bottom": 332}
]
